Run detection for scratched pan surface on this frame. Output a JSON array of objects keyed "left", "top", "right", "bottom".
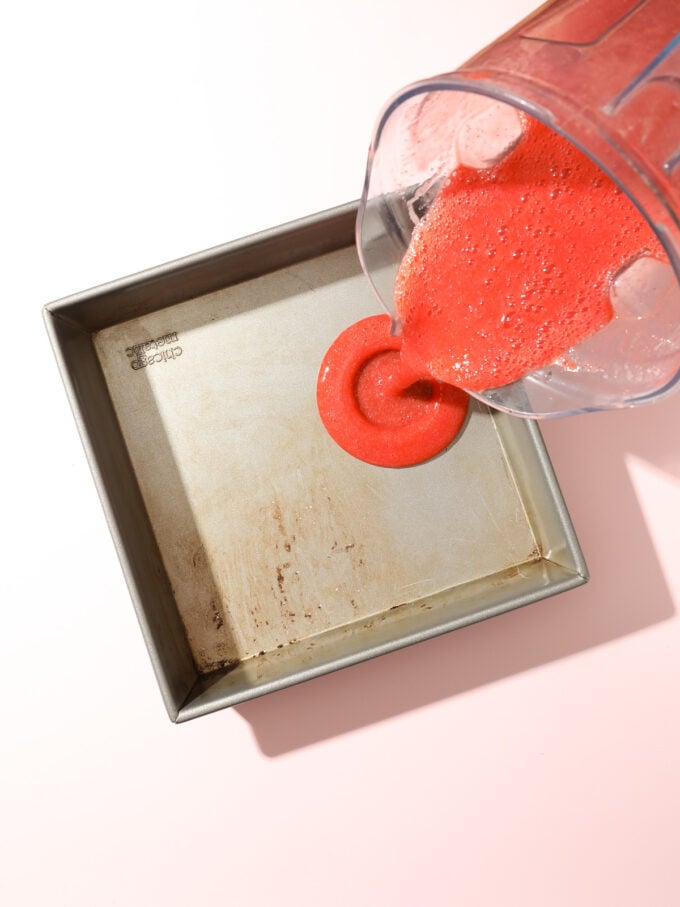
[{"left": 45, "top": 203, "right": 587, "bottom": 722}]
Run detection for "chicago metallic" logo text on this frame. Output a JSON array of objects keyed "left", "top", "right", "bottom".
[{"left": 126, "top": 332, "right": 182, "bottom": 370}]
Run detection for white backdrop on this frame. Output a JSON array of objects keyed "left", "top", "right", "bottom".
[{"left": 3, "top": 3, "right": 680, "bottom": 905}]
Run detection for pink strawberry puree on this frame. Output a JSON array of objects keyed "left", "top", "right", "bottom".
[
  {"left": 395, "top": 115, "right": 666, "bottom": 391},
  {"left": 317, "top": 315, "right": 469, "bottom": 468},
  {"left": 318, "top": 112, "right": 667, "bottom": 467}
]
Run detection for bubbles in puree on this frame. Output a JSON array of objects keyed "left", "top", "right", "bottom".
[
  {"left": 395, "top": 114, "right": 668, "bottom": 391},
  {"left": 318, "top": 111, "right": 669, "bottom": 467}
]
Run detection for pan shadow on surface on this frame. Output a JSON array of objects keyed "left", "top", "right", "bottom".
[{"left": 237, "top": 387, "right": 680, "bottom": 756}]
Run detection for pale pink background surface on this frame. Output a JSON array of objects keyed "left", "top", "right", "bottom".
[{"left": 3, "top": 2, "right": 680, "bottom": 905}]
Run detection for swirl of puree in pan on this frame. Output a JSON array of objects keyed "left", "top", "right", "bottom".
[{"left": 318, "top": 113, "right": 668, "bottom": 467}]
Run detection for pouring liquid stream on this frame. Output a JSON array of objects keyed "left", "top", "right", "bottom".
[{"left": 318, "top": 112, "right": 672, "bottom": 467}]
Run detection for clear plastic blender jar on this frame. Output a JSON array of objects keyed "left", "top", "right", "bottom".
[{"left": 357, "top": 0, "right": 680, "bottom": 418}]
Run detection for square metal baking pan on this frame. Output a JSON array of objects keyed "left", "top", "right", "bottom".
[{"left": 44, "top": 202, "right": 587, "bottom": 722}]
